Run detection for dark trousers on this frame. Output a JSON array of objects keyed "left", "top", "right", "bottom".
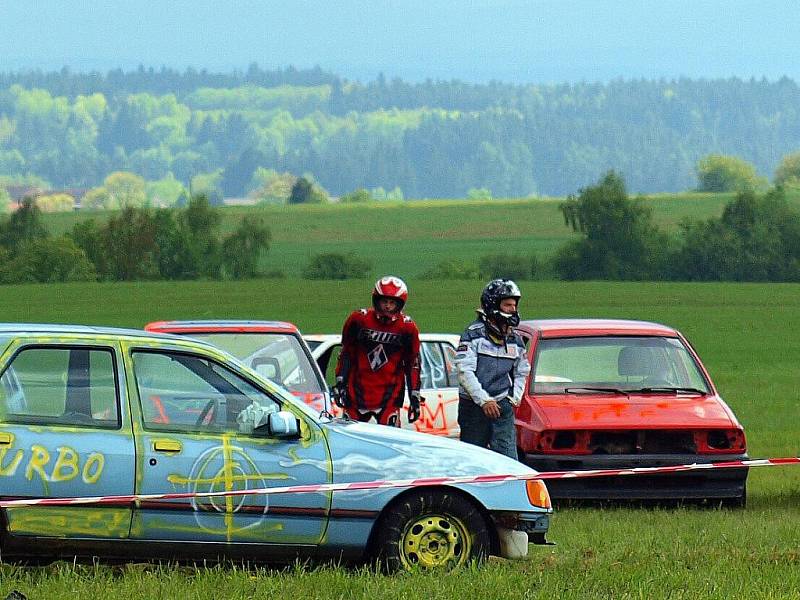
[{"left": 458, "top": 397, "right": 518, "bottom": 460}]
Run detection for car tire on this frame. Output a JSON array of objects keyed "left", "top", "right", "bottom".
[{"left": 374, "top": 490, "right": 490, "bottom": 572}]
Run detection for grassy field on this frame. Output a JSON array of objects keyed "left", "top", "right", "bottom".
[
  {"left": 40, "top": 189, "right": 800, "bottom": 278},
  {"left": 2, "top": 279, "right": 800, "bottom": 597}
]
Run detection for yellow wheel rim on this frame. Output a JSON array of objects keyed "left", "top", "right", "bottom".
[{"left": 399, "top": 513, "right": 472, "bottom": 569}]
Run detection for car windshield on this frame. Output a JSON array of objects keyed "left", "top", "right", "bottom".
[
  {"left": 531, "top": 335, "right": 710, "bottom": 394},
  {"left": 184, "top": 332, "right": 324, "bottom": 395}
]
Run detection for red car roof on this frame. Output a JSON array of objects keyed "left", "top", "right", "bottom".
[
  {"left": 517, "top": 319, "right": 678, "bottom": 338},
  {"left": 144, "top": 320, "right": 300, "bottom": 334}
]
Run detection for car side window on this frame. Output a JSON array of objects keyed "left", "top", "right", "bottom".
[
  {"left": 0, "top": 346, "right": 119, "bottom": 428},
  {"left": 420, "top": 342, "right": 448, "bottom": 389},
  {"left": 132, "top": 350, "right": 279, "bottom": 434},
  {"left": 441, "top": 343, "right": 458, "bottom": 387}
]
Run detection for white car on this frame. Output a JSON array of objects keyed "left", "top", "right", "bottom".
[{"left": 304, "top": 333, "right": 461, "bottom": 437}]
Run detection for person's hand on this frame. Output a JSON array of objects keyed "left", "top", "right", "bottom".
[
  {"left": 407, "top": 390, "right": 424, "bottom": 423},
  {"left": 332, "top": 378, "right": 349, "bottom": 408},
  {"left": 482, "top": 399, "right": 501, "bottom": 419}
]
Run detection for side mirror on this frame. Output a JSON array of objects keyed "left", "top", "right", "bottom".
[
  {"left": 252, "top": 357, "right": 281, "bottom": 382},
  {"left": 261, "top": 410, "right": 300, "bottom": 439}
]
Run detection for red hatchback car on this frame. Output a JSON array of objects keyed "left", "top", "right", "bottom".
[{"left": 514, "top": 319, "right": 748, "bottom": 505}]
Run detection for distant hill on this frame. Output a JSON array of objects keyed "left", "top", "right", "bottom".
[{"left": 1, "top": 69, "right": 799, "bottom": 196}]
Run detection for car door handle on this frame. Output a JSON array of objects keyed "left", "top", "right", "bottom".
[
  {"left": 153, "top": 439, "right": 182, "bottom": 453},
  {"left": 0, "top": 432, "right": 13, "bottom": 445}
]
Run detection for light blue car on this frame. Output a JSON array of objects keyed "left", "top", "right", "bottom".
[{"left": 0, "top": 324, "right": 551, "bottom": 570}]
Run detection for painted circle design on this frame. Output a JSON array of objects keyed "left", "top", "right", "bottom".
[{"left": 187, "top": 444, "right": 269, "bottom": 534}]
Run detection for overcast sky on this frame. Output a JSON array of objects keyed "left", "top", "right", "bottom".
[{"left": 1, "top": 0, "right": 798, "bottom": 83}]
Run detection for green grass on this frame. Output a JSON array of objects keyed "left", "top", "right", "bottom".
[
  {"left": 1, "top": 279, "right": 797, "bottom": 453},
  {"left": 39, "top": 189, "right": 800, "bottom": 278},
  {"left": 3, "top": 279, "right": 800, "bottom": 597}
]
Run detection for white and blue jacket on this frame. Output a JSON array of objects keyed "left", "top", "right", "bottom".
[{"left": 454, "top": 317, "right": 531, "bottom": 407}]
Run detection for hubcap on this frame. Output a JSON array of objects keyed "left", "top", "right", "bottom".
[{"left": 400, "top": 513, "right": 472, "bottom": 569}]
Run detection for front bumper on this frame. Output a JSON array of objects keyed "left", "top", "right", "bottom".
[
  {"left": 493, "top": 511, "right": 550, "bottom": 547},
  {"left": 522, "top": 453, "right": 748, "bottom": 500}
]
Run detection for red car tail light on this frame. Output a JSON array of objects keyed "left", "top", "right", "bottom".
[{"left": 695, "top": 429, "right": 746, "bottom": 454}]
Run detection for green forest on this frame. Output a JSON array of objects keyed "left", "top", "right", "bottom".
[{"left": 1, "top": 66, "right": 800, "bottom": 199}]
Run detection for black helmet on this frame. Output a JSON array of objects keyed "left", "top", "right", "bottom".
[{"left": 480, "top": 279, "right": 522, "bottom": 328}]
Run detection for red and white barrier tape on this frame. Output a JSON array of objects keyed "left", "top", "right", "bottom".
[{"left": 0, "top": 457, "right": 792, "bottom": 509}]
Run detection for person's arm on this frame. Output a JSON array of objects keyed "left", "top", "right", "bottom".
[
  {"left": 404, "top": 321, "right": 422, "bottom": 395},
  {"left": 404, "top": 322, "right": 422, "bottom": 422},
  {"left": 333, "top": 312, "right": 360, "bottom": 406}
]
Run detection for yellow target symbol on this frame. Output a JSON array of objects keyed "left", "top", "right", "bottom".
[{"left": 176, "top": 437, "right": 283, "bottom": 538}]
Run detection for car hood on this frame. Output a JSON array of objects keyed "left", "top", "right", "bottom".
[
  {"left": 320, "top": 419, "right": 536, "bottom": 483},
  {"left": 530, "top": 393, "right": 737, "bottom": 430}
]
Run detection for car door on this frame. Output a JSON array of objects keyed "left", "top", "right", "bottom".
[
  {"left": 124, "top": 345, "right": 331, "bottom": 546},
  {"left": 0, "top": 341, "right": 134, "bottom": 539},
  {"left": 401, "top": 340, "right": 461, "bottom": 437}
]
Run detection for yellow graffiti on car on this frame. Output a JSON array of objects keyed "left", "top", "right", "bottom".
[
  {"left": 0, "top": 443, "right": 105, "bottom": 494},
  {"left": 166, "top": 435, "right": 290, "bottom": 540}
]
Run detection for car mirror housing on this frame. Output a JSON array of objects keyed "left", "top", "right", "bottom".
[
  {"left": 260, "top": 410, "right": 301, "bottom": 439},
  {"left": 252, "top": 356, "right": 281, "bottom": 382}
]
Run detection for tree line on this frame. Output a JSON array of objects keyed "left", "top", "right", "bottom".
[
  {"left": 0, "top": 196, "right": 271, "bottom": 284},
  {"left": 4, "top": 173, "right": 800, "bottom": 284},
  {"left": 421, "top": 171, "right": 800, "bottom": 284},
  {"left": 554, "top": 172, "right": 800, "bottom": 282},
  {"left": 2, "top": 68, "right": 800, "bottom": 198}
]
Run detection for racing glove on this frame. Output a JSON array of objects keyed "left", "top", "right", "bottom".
[
  {"left": 407, "top": 390, "right": 424, "bottom": 423},
  {"left": 332, "top": 377, "right": 350, "bottom": 408}
]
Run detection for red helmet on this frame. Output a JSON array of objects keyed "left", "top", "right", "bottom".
[{"left": 372, "top": 276, "right": 408, "bottom": 313}]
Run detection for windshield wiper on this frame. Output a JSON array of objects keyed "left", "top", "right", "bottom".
[
  {"left": 631, "top": 386, "right": 707, "bottom": 395},
  {"left": 564, "top": 387, "right": 630, "bottom": 397}
]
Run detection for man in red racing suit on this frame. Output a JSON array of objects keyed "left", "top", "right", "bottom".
[{"left": 333, "top": 276, "right": 422, "bottom": 426}]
